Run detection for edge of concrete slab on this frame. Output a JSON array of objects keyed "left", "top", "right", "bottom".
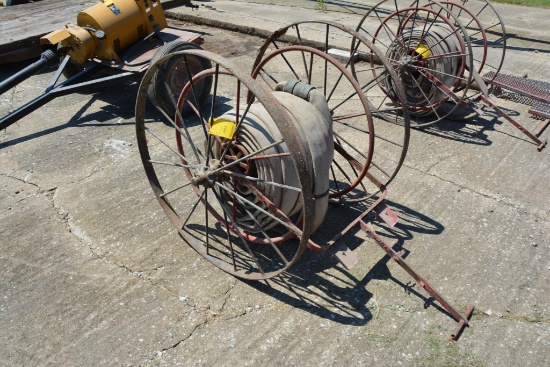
[{"left": 165, "top": 10, "right": 276, "bottom": 39}]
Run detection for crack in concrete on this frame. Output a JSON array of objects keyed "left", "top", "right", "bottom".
[
  {"left": 1, "top": 85, "right": 17, "bottom": 112},
  {"left": 219, "top": 280, "right": 236, "bottom": 311},
  {"left": 146, "top": 284, "right": 241, "bottom": 364},
  {"left": 402, "top": 162, "right": 550, "bottom": 222},
  {"left": 424, "top": 153, "right": 456, "bottom": 175},
  {"left": 143, "top": 278, "right": 267, "bottom": 364},
  {"left": 43, "top": 187, "right": 184, "bottom": 301},
  {"left": 501, "top": 314, "right": 550, "bottom": 324},
  {"left": 0, "top": 87, "right": 19, "bottom": 140},
  {"left": 42, "top": 185, "right": 255, "bottom": 364},
  {"left": 2, "top": 171, "right": 40, "bottom": 189},
  {"left": 71, "top": 127, "right": 118, "bottom": 182},
  {"left": 474, "top": 310, "right": 550, "bottom": 325},
  {"left": 151, "top": 291, "right": 550, "bottom": 360},
  {"left": 178, "top": 281, "right": 243, "bottom": 322},
  {"left": 370, "top": 300, "right": 550, "bottom": 326},
  {"left": 162, "top": 323, "right": 202, "bottom": 351},
  {"left": 224, "top": 0, "right": 363, "bottom": 15}
]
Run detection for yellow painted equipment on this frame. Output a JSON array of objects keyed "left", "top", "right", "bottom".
[
  {"left": 0, "top": 0, "right": 207, "bottom": 130},
  {"left": 41, "top": 0, "right": 168, "bottom": 64}
]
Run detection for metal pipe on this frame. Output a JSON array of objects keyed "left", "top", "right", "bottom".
[
  {"left": 0, "top": 65, "right": 137, "bottom": 131},
  {"left": 0, "top": 49, "right": 58, "bottom": 96}
]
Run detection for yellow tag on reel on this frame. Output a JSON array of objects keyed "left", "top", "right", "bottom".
[
  {"left": 415, "top": 44, "right": 431, "bottom": 58},
  {"left": 209, "top": 118, "right": 237, "bottom": 140}
]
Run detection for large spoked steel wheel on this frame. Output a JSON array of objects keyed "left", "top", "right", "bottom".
[
  {"left": 356, "top": 0, "right": 474, "bottom": 127},
  {"left": 252, "top": 21, "right": 410, "bottom": 201},
  {"left": 421, "top": 0, "right": 506, "bottom": 87},
  {"left": 148, "top": 41, "right": 213, "bottom": 118},
  {"left": 455, "top": 1, "right": 507, "bottom": 85},
  {"left": 135, "top": 50, "right": 314, "bottom": 280}
]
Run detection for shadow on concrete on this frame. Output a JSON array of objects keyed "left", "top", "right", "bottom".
[
  {"left": 0, "top": 80, "right": 139, "bottom": 150},
  {"left": 505, "top": 32, "right": 550, "bottom": 54},
  {"left": 0, "top": 69, "right": 227, "bottom": 149},
  {"left": 416, "top": 116, "right": 495, "bottom": 147},
  {"left": 240, "top": 198, "right": 454, "bottom": 327},
  {"left": 413, "top": 102, "right": 538, "bottom": 148}
]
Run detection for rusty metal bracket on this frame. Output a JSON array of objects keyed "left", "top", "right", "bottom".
[
  {"left": 480, "top": 72, "right": 550, "bottom": 150},
  {"left": 322, "top": 174, "right": 474, "bottom": 340},
  {"left": 359, "top": 219, "right": 474, "bottom": 341},
  {"left": 479, "top": 95, "right": 547, "bottom": 151}
]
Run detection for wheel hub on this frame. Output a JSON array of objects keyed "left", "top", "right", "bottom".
[{"left": 190, "top": 159, "right": 220, "bottom": 188}]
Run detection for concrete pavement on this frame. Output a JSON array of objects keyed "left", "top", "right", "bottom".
[
  {"left": 1, "top": 0, "right": 549, "bottom": 366},
  {"left": 167, "top": 0, "right": 550, "bottom": 81}
]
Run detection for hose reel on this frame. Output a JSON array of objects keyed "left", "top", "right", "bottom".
[
  {"left": 356, "top": 0, "right": 478, "bottom": 126},
  {"left": 135, "top": 26, "right": 475, "bottom": 339},
  {"left": 137, "top": 50, "right": 323, "bottom": 279},
  {"left": 251, "top": 24, "right": 412, "bottom": 201}
]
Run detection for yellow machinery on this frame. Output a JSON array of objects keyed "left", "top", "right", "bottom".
[
  {"left": 41, "top": 0, "right": 168, "bottom": 64},
  {"left": 0, "top": 0, "right": 209, "bottom": 130}
]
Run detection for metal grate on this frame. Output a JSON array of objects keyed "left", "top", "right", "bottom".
[
  {"left": 529, "top": 101, "right": 550, "bottom": 120},
  {"left": 484, "top": 72, "right": 550, "bottom": 105}
]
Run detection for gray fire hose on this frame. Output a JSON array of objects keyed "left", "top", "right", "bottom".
[
  {"left": 386, "top": 25, "right": 461, "bottom": 115},
  {"left": 215, "top": 80, "right": 333, "bottom": 232}
]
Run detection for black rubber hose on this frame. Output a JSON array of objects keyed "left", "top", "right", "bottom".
[{"left": 0, "top": 49, "right": 58, "bottom": 95}]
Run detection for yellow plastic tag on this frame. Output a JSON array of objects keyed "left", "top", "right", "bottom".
[
  {"left": 209, "top": 118, "right": 236, "bottom": 139},
  {"left": 104, "top": 0, "right": 114, "bottom": 6},
  {"left": 415, "top": 44, "right": 431, "bottom": 58}
]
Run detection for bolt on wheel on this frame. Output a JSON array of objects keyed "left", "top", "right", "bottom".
[
  {"left": 252, "top": 21, "right": 411, "bottom": 201},
  {"left": 135, "top": 50, "right": 314, "bottom": 280}
]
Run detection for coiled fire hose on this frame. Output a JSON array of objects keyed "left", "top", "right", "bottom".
[
  {"left": 386, "top": 25, "right": 462, "bottom": 115},
  {"left": 214, "top": 81, "right": 333, "bottom": 232}
]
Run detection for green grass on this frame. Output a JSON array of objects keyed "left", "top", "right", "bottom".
[
  {"left": 491, "top": 0, "right": 550, "bottom": 8},
  {"left": 413, "top": 325, "right": 485, "bottom": 367}
]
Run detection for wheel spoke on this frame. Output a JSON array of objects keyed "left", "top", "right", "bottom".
[
  {"left": 160, "top": 181, "right": 193, "bottom": 198},
  {"left": 294, "top": 25, "right": 310, "bottom": 78},
  {"left": 144, "top": 125, "right": 195, "bottom": 166},
  {"left": 162, "top": 82, "right": 204, "bottom": 163},
  {"left": 222, "top": 170, "right": 302, "bottom": 192},
  {"left": 183, "top": 55, "right": 209, "bottom": 140},
  {"left": 215, "top": 182, "right": 302, "bottom": 236},
  {"left": 148, "top": 159, "right": 191, "bottom": 169},
  {"left": 405, "top": 1, "right": 422, "bottom": 53},
  {"left": 182, "top": 189, "right": 206, "bottom": 229},
  {"left": 222, "top": 210, "right": 237, "bottom": 271},
  {"left": 210, "top": 188, "right": 266, "bottom": 275},
  {"left": 214, "top": 139, "right": 285, "bottom": 174},
  {"left": 219, "top": 93, "right": 256, "bottom": 160}
]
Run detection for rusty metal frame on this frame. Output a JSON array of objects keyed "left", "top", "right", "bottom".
[
  {"left": 245, "top": 20, "right": 472, "bottom": 338},
  {"left": 479, "top": 72, "right": 550, "bottom": 150},
  {"left": 479, "top": 94, "right": 547, "bottom": 151},
  {"left": 359, "top": 219, "right": 474, "bottom": 341},
  {"left": 0, "top": 58, "right": 139, "bottom": 131},
  {"left": 300, "top": 170, "right": 474, "bottom": 340}
]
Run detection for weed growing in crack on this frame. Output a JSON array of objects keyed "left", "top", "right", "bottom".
[{"left": 315, "top": 0, "right": 328, "bottom": 12}]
